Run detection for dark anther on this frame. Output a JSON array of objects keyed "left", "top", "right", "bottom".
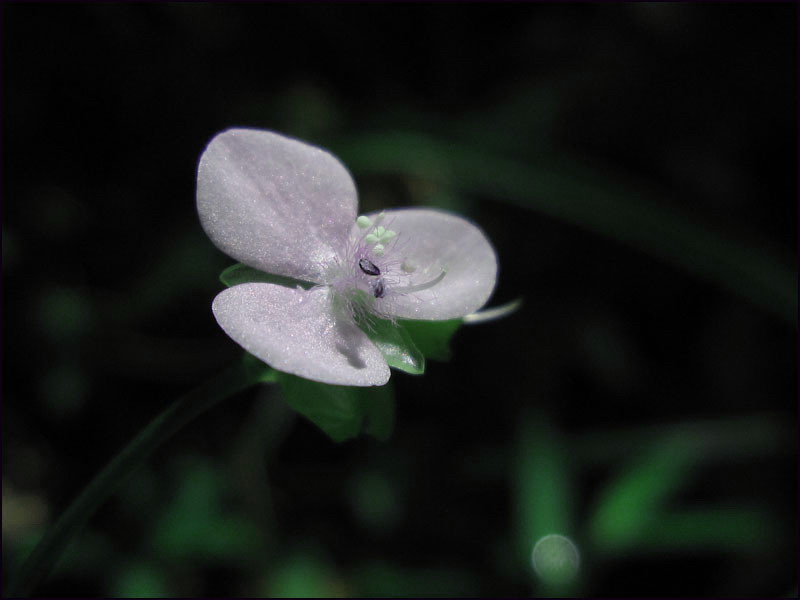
[
  {"left": 372, "top": 278, "right": 386, "bottom": 298},
  {"left": 359, "top": 258, "right": 381, "bottom": 276}
]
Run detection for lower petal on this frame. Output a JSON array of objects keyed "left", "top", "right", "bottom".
[{"left": 212, "top": 283, "right": 390, "bottom": 386}]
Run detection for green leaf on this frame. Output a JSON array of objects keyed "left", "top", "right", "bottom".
[
  {"left": 276, "top": 373, "right": 395, "bottom": 443},
  {"left": 151, "top": 458, "right": 261, "bottom": 563},
  {"left": 513, "top": 410, "right": 575, "bottom": 569},
  {"left": 268, "top": 552, "right": 338, "bottom": 598},
  {"left": 353, "top": 560, "right": 480, "bottom": 597},
  {"left": 363, "top": 319, "right": 425, "bottom": 375},
  {"left": 587, "top": 434, "right": 694, "bottom": 553},
  {"left": 400, "top": 319, "right": 463, "bottom": 361},
  {"left": 219, "top": 263, "right": 313, "bottom": 290},
  {"left": 639, "top": 507, "right": 777, "bottom": 552},
  {"left": 111, "top": 561, "right": 169, "bottom": 598}
]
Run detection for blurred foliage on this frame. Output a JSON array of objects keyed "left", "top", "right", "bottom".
[
  {"left": 3, "top": 3, "right": 796, "bottom": 597},
  {"left": 334, "top": 130, "right": 796, "bottom": 324}
]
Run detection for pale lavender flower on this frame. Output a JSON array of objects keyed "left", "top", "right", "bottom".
[{"left": 197, "top": 129, "right": 497, "bottom": 386}]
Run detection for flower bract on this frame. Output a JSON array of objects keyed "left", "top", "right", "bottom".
[{"left": 197, "top": 128, "right": 497, "bottom": 386}]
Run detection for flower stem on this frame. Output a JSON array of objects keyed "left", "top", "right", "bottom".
[{"left": 6, "top": 355, "right": 273, "bottom": 598}]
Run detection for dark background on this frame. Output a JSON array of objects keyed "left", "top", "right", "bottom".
[{"left": 3, "top": 4, "right": 796, "bottom": 597}]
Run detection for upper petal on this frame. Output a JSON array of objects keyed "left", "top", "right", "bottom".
[
  {"left": 212, "top": 283, "right": 390, "bottom": 387},
  {"left": 197, "top": 129, "right": 357, "bottom": 282},
  {"left": 361, "top": 208, "right": 497, "bottom": 320}
]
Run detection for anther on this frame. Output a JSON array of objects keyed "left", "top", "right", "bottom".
[
  {"left": 372, "top": 278, "right": 386, "bottom": 298},
  {"left": 359, "top": 258, "right": 381, "bottom": 276}
]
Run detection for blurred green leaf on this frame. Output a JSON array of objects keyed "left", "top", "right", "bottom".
[
  {"left": 220, "top": 263, "right": 312, "bottom": 290},
  {"left": 268, "top": 552, "right": 340, "bottom": 598},
  {"left": 52, "top": 530, "right": 115, "bottom": 577},
  {"left": 513, "top": 410, "right": 577, "bottom": 591},
  {"left": 400, "top": 318, "right": 463, "bottom": 361},
  {"left": 573, "top": 412, "right": 794, "bottom": 466},
  {"left": 118, "top": 229, "right": 229, "bottom": 323},
  {"left": 587, "top": 434, "right": 693, "bottom": 553},
  {"left": 152, "top": 459, "right": 261, "bottom": 563},
  {"left": 38, "top": 286, "right": 93, "bottom": 342},
  {"left": 40, "top": 362, "right": 89, "bottom": 418},
  {"left": 353, "top": 560, "right": 480, "bottom": 597},
  {"left": 347, "top": 469, "right": 402, "bottom": 534},
  {"left": 334, "top": 131, "right": 796, "bottom": 325},
  {"left": 640, "top": 507, "right": 778, "bottom": 552},
  {"left": 111, "top": 561, "right": 169, "bottom": 598},
  {"left": 363, "top": 318, "right": 425, "bottom": 375},
  {"left": 276, "top": 373, "right": 395, "bottom": 442}
]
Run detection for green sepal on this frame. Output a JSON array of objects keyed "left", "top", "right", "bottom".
[
  {"left": 400, "top": 319, "right": 463, "bottom": 361},
  {"left": 363, "top": 319, "right": 425, "bottom": 375},
  {"left": 276, "top": 372, "right": 395, "bottom": 443},
  {"left": 219, "top": 263, "right": 313, "bottom": 290}
]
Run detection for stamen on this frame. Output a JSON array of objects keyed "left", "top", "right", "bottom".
[
  {"left": 356, "top": 215, "right": 372, "bottom": 229},
  {"left": 394, "top": 269, "right": 447, "bottom": 294},
  {"left": 372, "top": 278, "right": 386, "bottom": 298},
  {"left": 358, "top": 258, "right": 381, "bottom": 276},
  {"left": 373, "top": 244, "right": 385, "bottom": 256}
]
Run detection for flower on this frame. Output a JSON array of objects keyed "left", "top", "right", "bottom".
[{"left": 197, "top": 128, "right": 497, "bottom": 386}]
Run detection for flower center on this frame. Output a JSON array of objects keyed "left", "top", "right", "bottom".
[{"left": 324, "top": 213, "right": 447, "bottom": 319}]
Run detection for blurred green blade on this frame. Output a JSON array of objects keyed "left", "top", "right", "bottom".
[
  {"left": 334, "top": 132, "right": 795, "bottom": 325},
  {"left": 513, "top": 412, "right": 575, "bottom": 562},
  {"left": 641, "top": 507, "right": 778, "bottom": 552},
  {"left": 587, "top": 434, "right": 693, "bottom": 553},
  {"left": 267, "top": 552, "right": 338, "bottom": 598},
  {"left": 111, "top": 561, "right": 169, "bottom": 598},
  {"left": 572, "top": 412, "right": 794, "bottom": 467},
  {"left": 151, "top": 459, "right": 261, "bottom": 563},
  {"left": 353, "top": 560, "right": 480, "bottom": 597}
]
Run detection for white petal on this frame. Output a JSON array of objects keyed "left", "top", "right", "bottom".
[
  {"left": 362, "top": 208, "right": 497, "bottom": 320},
  {"left": 197, "top": 129, "right": 357, "bottom": 282},
  {"left": 212, "top": 283, "right": 390, "bottom": 386}
]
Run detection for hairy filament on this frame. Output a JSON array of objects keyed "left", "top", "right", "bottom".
[{"left": 393, "top": 269, "right": 447, "bottom": 294}]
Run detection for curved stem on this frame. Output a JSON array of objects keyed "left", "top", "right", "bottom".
[{"left": 6, "top": 355, "right": 272, "bottom": 598}]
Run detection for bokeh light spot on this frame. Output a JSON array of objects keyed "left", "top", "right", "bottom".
[{"left": 531, "top": 533, "right": 580, "bottom": 586}]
